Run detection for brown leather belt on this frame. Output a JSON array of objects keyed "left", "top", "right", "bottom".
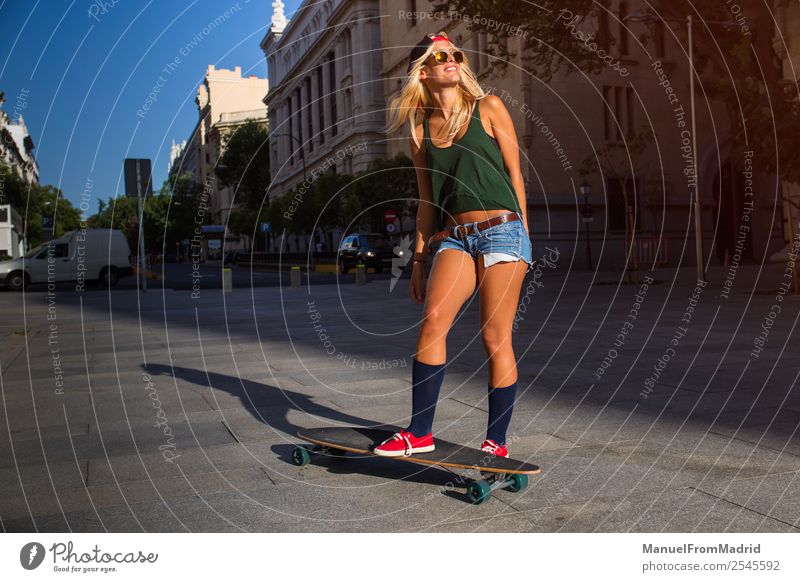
[{"left": 427, "top": 211, "right": 521, "bottom": 247}]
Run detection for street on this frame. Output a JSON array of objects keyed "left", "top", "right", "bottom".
[
  {"left": 1, "top": 263, "right": 798, "bottom": 532},
  {"left": 7, "top": 261, "right": 410, "bottom": 292}
]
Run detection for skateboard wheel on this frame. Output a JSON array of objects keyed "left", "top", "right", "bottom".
[
  {"left": 467, "top": 480, "right": 492, "bottom": 505},
  {"left": 292, "top": 446, "right": 312, "bottom": 466},
  {"left": 507, "top": 474, "right": 528, "bottom": 493}
]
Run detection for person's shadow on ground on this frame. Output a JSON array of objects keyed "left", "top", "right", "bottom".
[{"left": 143, "top": 363, "right": 472, "bottom": 496}]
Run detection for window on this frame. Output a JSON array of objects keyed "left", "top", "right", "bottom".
[
  {"left": 603, "top": 85, "right": 636, "bottom": 142},
  {"left": 329, "top": 57, "right": 338, "bottom": 136},
  {"left": 306, "top": 77, "right": 313, "bottom": 152},
  {"left": 472, "top": 32, "right": 489, "bottom": 74},
  {"left": 409, "top": 0, "right": 417, "bottom": 26},
  {"left": 618, "top": 2, "right": 629, "bottom": 56},
  {"left": 653, "top": 21, "right": 665, "bottom": 57},
  {"left": 0, "top": 207, "right": 8, "bottom": 223},
  {"left": 603, "top": 86, "right": 615, "bottom": 142},
  {"left": 607, "top": 178, "right": 639, "bottom": 231},
  {"left": 626, "top": 86, "right": 635, "bottom": 137},
  {"left": 295, "top": 87, "right": 303, "bottom": 159},
  {"left": 344, "top": 88, "right": 353, "bottom": 121},
  {"left": 598, "top": 1, "right": 610, "bottom": 51},
  {"left": 288, "top": 97, "right": 294, "bottom": 165},
  {"left": 317, "top": 65, "right": 325, "bottom": 144},
  {"left": 342, "top": 30, "right": 352, "bottom": 73},
  {"left": 37, "top": 243, "right": 69, "bottom": 259}
]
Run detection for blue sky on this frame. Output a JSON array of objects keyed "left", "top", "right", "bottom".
[{"left": 0, "top": 0, "right": 301, "bottom": 210}]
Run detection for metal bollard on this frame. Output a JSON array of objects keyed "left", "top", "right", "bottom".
[
  {"left": 356, "top": 263, "right": 366, "bottom": 286},
  {"left": 290, "top": 265, "right": 301, "bottom": 287},
  {"left": 222, "top": 268, "right": 232, "bottom": 292}
]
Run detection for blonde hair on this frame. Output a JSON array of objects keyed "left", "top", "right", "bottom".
[{"left": 386, "top": 31, "right": 485, "bottom": 149}]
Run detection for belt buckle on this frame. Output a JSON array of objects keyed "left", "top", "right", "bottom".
[{"left": 453, "top": 224, "right": 470, "bottom": 239}]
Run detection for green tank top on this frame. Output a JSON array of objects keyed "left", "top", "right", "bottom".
[{"left": 423, "top": 98, "right": 521, "bottom": 229}]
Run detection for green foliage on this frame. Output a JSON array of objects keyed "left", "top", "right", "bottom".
[
  {"left": 0, "top": 162, "right": 81, "bottom": 245},
  {"left": 214, "top": 120, "right": 270, "bottom": 211},
  {"left": 266, "top": 153, "right": 418, "bottom": 236},
  {"left": 344, "top": 154, "right": 418, "bottom": 232},
  {"left": 88, "top": 172, "right": 210, "bottom": 254},
  {"left": 433, "top": 0, "right": 800, "bottom": 183}
]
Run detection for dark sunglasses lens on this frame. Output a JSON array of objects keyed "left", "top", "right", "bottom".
[{"left": 433, "top": 51, "right": 463, "bottom": 64}]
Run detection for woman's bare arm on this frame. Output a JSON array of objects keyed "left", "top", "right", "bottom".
[{"left": 409, "top": 124, "right": 436, "bottom": 256}]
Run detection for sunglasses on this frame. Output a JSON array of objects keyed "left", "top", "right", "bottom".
[{"left": 429, "top": 50, "right": 464, "bottom": 65}]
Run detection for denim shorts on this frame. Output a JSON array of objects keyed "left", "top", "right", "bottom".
[{"left": 432, "top": 214, "right": 535, "bottom": 273}]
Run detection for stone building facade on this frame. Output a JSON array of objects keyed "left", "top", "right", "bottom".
[
  {"left": 0, "top": 91, "right": 39, "bottom": 184},
  {"left": 773, "top": 1, "right": 800, "bottom": 260},
  {"left": 260, "top": 0, "right": 386, "bottom": 252},
  {"left": 380, "top": 0, "right": 783, "bottom": 271},
  {"left": 172, "top": 65, "right": 269, "bottom": 233}
]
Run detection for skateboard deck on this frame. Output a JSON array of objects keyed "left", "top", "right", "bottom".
[{"left": 292, "top": 426, "right": 541, "bottom": 504}]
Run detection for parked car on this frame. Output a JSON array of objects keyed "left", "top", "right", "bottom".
[
  {"left": 0, "top": 229, "right": 134, "bottom": 290},
  {"left": 337, "top": 233, "right": 401, "bottom": 274},
  {"left": 222, "top": 249, "right": 240, "bottom": 265}
]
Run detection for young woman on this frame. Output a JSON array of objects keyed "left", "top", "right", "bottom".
[{"left": 375, "top": 32, "right": 534, "bottom": 458}]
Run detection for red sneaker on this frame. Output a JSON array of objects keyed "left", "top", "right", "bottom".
[
  {"left": 481, "top": 439, "right": 509, "bottom": 458},
  {"left": 374, "top": 430, "right": 435, "bottom": 457}
]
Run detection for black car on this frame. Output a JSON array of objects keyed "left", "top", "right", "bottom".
[{"left": 337, "top": 233, "right": 402, "bottom": 274}]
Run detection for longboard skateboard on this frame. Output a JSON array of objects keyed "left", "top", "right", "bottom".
[{"left": 292, "top": 426, "right": 541, "bottom": 504}]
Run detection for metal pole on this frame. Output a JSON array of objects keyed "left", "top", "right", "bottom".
[
  {"left": 688, "top": 15, "right": 705, "bottom": 283},
  {"left": 584, "top": 192, "right": 593, "bottom": 270},
  {"left": 786, "top": 194, "right": 800, "bottom": 293},
  {"left": 136, "top": 160, "right": 147, "bottom": 292}
]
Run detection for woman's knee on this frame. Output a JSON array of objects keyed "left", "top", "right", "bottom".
[
  {"left": 421, "top": 306, "right": 453, "bottom": 337},
  {"left": 481, "top": 327, "right": 512, "bottom": 354}
]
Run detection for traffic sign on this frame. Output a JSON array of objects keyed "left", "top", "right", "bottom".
[
  {"left": 261, "top": 222, "right": 271, "bottom": 233},
  {"left": 386, "top": 222, "right": 397, "bottom": 233},
  {"left": 383, "top": 210, "right": 397, "bottom": 223}
]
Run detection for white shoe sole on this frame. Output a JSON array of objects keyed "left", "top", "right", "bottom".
[{"left": 373, "top": 444, "right": 435, "bottom": 457}]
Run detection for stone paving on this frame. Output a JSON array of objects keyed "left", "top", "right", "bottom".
[{"left": 1, "top": 262, "right": 799, "bottom": 532}]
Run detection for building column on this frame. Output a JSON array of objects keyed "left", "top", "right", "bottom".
[
  {"left": 297, "top": 82, "right": 306, "bottom": 154},
  {"left": 321, "top": 57, "right": 332, "bottom": 141},
  {"left": 278, "top": 99, "right": 289, "bottom": 169},
  {"left": 290, "top": 91, "right": 300, "bottom": 165},
  {"left": 310, "top": 68, "right": 319, "bottom": 148}
]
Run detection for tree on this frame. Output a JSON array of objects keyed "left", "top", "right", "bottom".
[
  {"left": 214, "top": 120, "right": 270, "bottom": 211},
  {"left": 162, "top": 172, "right": 206, "bottom": 247},
  {"left": 581, "top": 128, "right": 653, "bottom": 282},
  {"left": 0, "top": 162, "right": 81, "bottom": 247},
  {"left": 432, "top": 0, "right": 800, "bottom": 183},
  {"left": 345, "top": 154, "right": 418, "bottom": 233}
]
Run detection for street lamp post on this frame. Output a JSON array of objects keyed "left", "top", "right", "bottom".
[
  {"left": 580, "top": 179, "right": 593, "bottom": 270},
  {"left": 622, "top": 9, "right": 733, "bottom": 284}
]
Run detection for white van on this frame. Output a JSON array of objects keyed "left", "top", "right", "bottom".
[{"left": 0, "top": 229, "right": 134, "bottom": 290}]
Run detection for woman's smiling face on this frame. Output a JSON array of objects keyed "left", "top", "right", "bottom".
[{"left": 420, "top": 39, "right": 461, "bottom": 84}]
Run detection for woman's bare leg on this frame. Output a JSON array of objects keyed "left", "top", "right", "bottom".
[
  {"left": 414, "top": 249, "right": 477, "bottom": 365},
  {"left": 476, "top": 259, "right": 528, "bottom": 387}
]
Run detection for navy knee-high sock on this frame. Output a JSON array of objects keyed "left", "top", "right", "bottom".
[
  {"left": 405, "top": 357, "right": 445, "bottom": 437},
  {"left": 486, "top": 380, "right": 517, "bottom": 446}
]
